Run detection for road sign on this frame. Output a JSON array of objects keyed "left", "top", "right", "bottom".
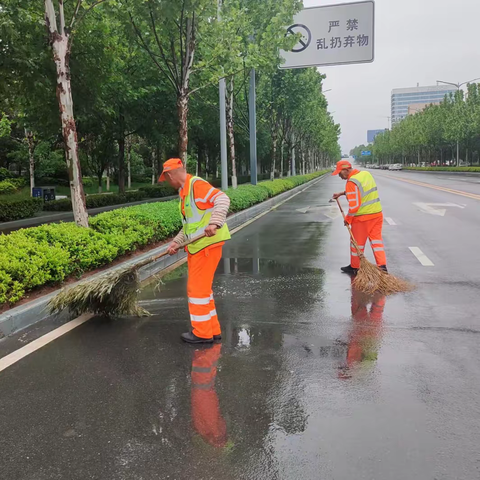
[
  {"left": 280, "top": 1, "right": 375, "bottom": 69},
  {"left": 361, "top": 151, "right": 372, "bottom": 156},
  {"left": 352, "top": 155, "right": 357, "bottom": 159}
]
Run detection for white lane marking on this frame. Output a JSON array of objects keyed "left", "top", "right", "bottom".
[
  {"left": 385, "top": 217, "right": 396, "bottom": 225},
  {"left": 413, "top": 202, "right": 465, "bottom": 217},
  {"left": 0, "top": 314, "right": 92, "bottom": 374},
  {"left": 409, "top": 247, "right": 434, "bottom": 267}
]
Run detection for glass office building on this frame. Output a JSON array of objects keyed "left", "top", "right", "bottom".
[{"left": 391, "top": 85, "right": 456, "bottom": 125}]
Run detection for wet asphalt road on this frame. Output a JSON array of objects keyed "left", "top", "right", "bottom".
[{"left": 1, "top": 172, "right": 480, "bottom": 479}]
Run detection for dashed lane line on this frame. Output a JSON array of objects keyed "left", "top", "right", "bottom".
[
  {"left": 409, "top": 247, "right": 434, "bottom": 267},
  {"left": 385, "top": 217, "right": 397, "bottom": 225}
]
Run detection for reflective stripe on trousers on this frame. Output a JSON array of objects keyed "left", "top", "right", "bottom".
[
  {"left": 187, "top": 246, "right": 223, "bottom": 339},
  {"left": 350, "top": 215, "right": 387, "bottom": 268}
]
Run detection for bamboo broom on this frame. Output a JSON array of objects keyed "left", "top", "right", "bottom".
[
  {"left": 335, "top": 198, "right": 413, "bottom": 296},
  {"left": 48, "top": 235, "right": 206, "bottom": 317}
]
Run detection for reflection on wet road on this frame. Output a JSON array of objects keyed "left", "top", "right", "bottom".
[{"left": 2, "top": 175, "right": 480, "bottom": 479}]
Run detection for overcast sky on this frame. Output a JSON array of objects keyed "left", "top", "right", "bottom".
[{"left": 302, "top": 0, "right": 480, "bottom": 153}]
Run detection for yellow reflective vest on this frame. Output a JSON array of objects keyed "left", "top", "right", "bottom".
[
  {"left": 180, "top": 176, "right": 231, "bottom": 254},
  {"left": 346, "top": 170, "right": 382, "bottom": 217}
]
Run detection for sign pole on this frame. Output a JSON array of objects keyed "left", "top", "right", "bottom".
[
  {"left": 249, "top": 68, "right": 258, "bottom": 185},
  {"left": 218, "top": 0, "right": 228, "bottom": 191}
]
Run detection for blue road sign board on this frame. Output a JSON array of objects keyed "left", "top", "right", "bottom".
[{"left": 361, "top": 151, "right": 372, "bottom": 156}]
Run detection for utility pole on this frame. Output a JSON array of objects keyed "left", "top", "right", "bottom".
[
  {"left": 249, "top": 68, "right": 258, "bottom": 185},
  {"left": 218, "top": 0, "right": 228, "bottom": 191}
]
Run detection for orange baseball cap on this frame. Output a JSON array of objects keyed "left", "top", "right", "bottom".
[
  {"left": 332, "top": 159, "right": 352, "bottom": 176},
  {"left": 159, "top": 158, "right": 183, "bottom": 182}
]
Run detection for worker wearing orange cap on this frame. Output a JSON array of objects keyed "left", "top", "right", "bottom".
[
  {"left": 160, "top": 158, "right": 231, "bottom": 344},
  {"left": 332, "top": 160, "right": 387, "bottom": 275}
]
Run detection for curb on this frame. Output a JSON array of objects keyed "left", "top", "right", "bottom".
[{"left": 0, "top": 174, "right": 327, "bottom": 339}]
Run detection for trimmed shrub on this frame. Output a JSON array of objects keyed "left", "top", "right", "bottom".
[
  {"left": 139, "top": 184, "right": 177, "bottom": 198},
  {"left": 43, "top": 198, "right": 72, "bottom": 212},
  {"left": 0, "top": 197, "right": 44, "bottom": 222},
  {"left": 24, "top": 223, "right": 119, "bottom": 274},
  {"left": 43, "top": 191, "right": 148, "bottom": 212},
  {"left": 0, "top": 181, "right": 17, "bottom": 195}
]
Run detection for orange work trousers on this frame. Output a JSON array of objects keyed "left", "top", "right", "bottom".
[
  {"left": 191, "top": 344, "right": 227, "bottom": 448},
  {"left": 350, "top": 214, "right": 387, "bottom": 269},
  {"left": 187, "top": 245, "right": 223, "bottom": 339}
]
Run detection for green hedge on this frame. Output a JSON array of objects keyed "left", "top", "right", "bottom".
[
  {"left": 44, "top": 185, "right": 176, "bottom": 212},
  {"left": 0, "top": 197, "right": 44, "bottom": 222},
  {"left": 139, "top": 184, "right": 177, "bottom": 198},
  {"left": 44, "top": 190, "right": 149, "bottom": 212},
  {"left": 405, "top": 167, "right": 480, "bottom": 172},
  {"left": 0, "top": 170, "right": 327, "bottom": 305}
]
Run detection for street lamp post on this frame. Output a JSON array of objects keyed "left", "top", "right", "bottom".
[
  {"left": 218, "top": 0, "right": 228, "bottom": 191},
  {"left": 437, "top": 78, "right": 480, "bottom": 167}
]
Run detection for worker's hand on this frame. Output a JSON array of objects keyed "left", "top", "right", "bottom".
[
  {"left": 332, "top": 191, "right": 345, "bottom": 200},
  {"left": 205, "top": 224, "right": 218, "bottom": 237},
  {"left": 344, "top": 220, "right": 350, "bottom": 227},
  {"left": 167, "top": 242, "right": 180, "bottom": 256}
]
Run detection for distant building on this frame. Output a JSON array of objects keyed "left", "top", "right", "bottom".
[
  {"left": 391, "top": 85, "right": 456, "bottom": 125},
  {"left": 408, "top": 102, "right": 440, "bottom": 115},
  {"left": 367, "top": 129, "right": 387, "bottom": 143}
]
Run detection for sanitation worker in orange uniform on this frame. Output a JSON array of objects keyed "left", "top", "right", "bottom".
[
  {"left": 332, "top": 160, "right": 388, "bottom": 275},
  {"left": 160, "top": 158, "right": 231, "bottom": 344}
]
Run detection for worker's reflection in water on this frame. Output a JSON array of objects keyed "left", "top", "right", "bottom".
[
  {"left": 338, "top": 280, "right": 386, "bottom": 379},
  {"left": 191, "top": 344, "right": 227, "bottom": 447}
]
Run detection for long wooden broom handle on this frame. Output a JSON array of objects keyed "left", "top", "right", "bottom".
[
  {"left": 134, "top": 234, "right": 208, "bottom": 270},
  {"left": 335, "top": 198, "right": 363, "bottom": 257}
]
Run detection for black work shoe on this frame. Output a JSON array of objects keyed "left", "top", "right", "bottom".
[
  {"left": 379, "top": 265, "right": 388, "bottom": 273},
  {"left": 341, "top": 265, "right": 358, "bottom": 275},
  {"left": 213, "top": 334, "right": 222, "bottom": 342},
  {"left": 181, "top": 332, "right": 213, "bottom": 344}
]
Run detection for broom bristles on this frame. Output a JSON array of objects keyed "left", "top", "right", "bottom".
[
  {"left": 353, "top": 256, "right": 414, "bottom": 296},
  {"left": 48, "top": 265, "right": 151, "bottom": 317}
]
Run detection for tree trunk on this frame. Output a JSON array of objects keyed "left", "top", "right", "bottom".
[
  {"left": 97, "top": 171, "right": 103, "bottom": 194},
  {"left": 226, "top": 77, "right": 237, "bottom": 188},
  {"left": 126, "top": 136, "right": 131, "bottom": 189},
  {"left": 117, "top": 113, "right": 126, "bottom": 194},
  {"left": 177, "top": 92, "right": 189, "bottom": 164},
  {"left": 280, "top": 141, "right": 284, "bottom": 178},
  {"left": 106, "top": 167, "right": 110, "bottom": 191},
  {"left": 151, "top": 149, "right": 156, "bottom": 185},
  {"left": 25, "top": 129, "right": 35, "bottom": 195},
  {"left": 271, "top": 130, "right": 278, "bottom": 180},
  {"left": 45, "top": 1, "right": 88, "bottom": 227}
]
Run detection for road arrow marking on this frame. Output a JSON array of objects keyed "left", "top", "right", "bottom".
[{"left": 413, "top": 202, "right": 466, "bottom": 217}]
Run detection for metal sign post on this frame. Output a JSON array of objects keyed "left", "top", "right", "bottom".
[
  {"left": 249, "top": 68, "right": 258, "bottom": 185},
  {"left": 280, "top": 1, "right": 375, "bottom": 69}
]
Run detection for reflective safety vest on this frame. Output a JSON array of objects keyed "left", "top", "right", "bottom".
[
  {"left": 347, "top": 171, "right": 382, "bottom": 216},
  {"left": 180, "top": 176, "right": 231, "bottom": 254}
]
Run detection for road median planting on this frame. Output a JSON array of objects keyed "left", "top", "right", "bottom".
[{"left": 0, "top": 171, "right": 326, "bottom": 307}]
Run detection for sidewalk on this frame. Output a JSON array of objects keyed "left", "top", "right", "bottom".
[{"left": 0, "top": 195, "right": 177, "bottom": 233}]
